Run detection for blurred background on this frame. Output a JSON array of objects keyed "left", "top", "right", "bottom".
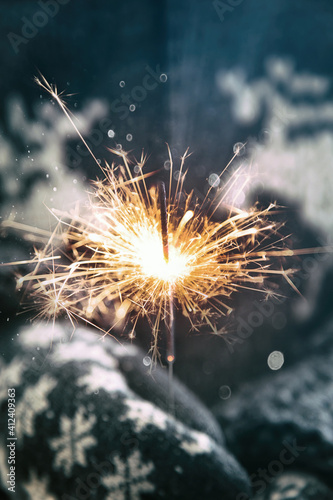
[{"left": 1, "top": 0, "right": 333, "bottom": 406}]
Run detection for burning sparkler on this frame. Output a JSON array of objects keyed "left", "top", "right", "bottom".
[{"left": 2, "top": 75, "right": 328, "bottom": 372}]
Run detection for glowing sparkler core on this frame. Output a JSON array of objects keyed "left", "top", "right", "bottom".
[{"left": 136, "top": 231, "right": 190, "bottom": 283}]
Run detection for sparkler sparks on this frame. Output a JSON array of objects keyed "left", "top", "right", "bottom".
[{"left": 2, "top": 75, "right": 323, "bottom": 365}]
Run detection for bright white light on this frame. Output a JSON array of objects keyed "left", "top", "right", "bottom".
[{"left": 136, "top": 231, "right": 189, "bottom": 282}]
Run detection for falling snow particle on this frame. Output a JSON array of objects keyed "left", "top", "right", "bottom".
[
  {"left": 268, "top": 351, "right": 284, "bottom": 370},
  {"left": 219, "top": 385, "right": 231, "bottom": 400},
  {"left": 126, "top": 134, "right": 133, "bottom": 142},
  {"left": 176, "top": 192, "right": 185, "bottom": 203},
  {"left": 208, "top": 173, "right": 220, "bottom": 188},
  {"left": 159, "top": 73, "right": 168, "bottom": 83},
  {"left": 233, "top": 142, "right": 245, "bottom": 156},
  {"left": 119, "top": 81, "right": 125, "bottom": 88},
  {"left": 129, "top": 104, "right": 136, "bottom": 112},
  {"left": 108, "top": 130, "right": 115, "bottom": 138},
  {"left": 143, "top": 356, "right": 151, "bottom": 367}
]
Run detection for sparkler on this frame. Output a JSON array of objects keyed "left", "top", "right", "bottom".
[{"left": 2, "top": 75, "right": 330, "bottom": 377}]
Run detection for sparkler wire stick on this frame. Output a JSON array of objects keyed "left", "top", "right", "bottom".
[
  {"left": 158, "top": 181, "right": 170, "bottom": 263},
  {"left": 158, "top": 181, "right": 175, "bottom": 411},
  {"left": 167, "top": 283, "right": 175, "bottom": 413}
]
